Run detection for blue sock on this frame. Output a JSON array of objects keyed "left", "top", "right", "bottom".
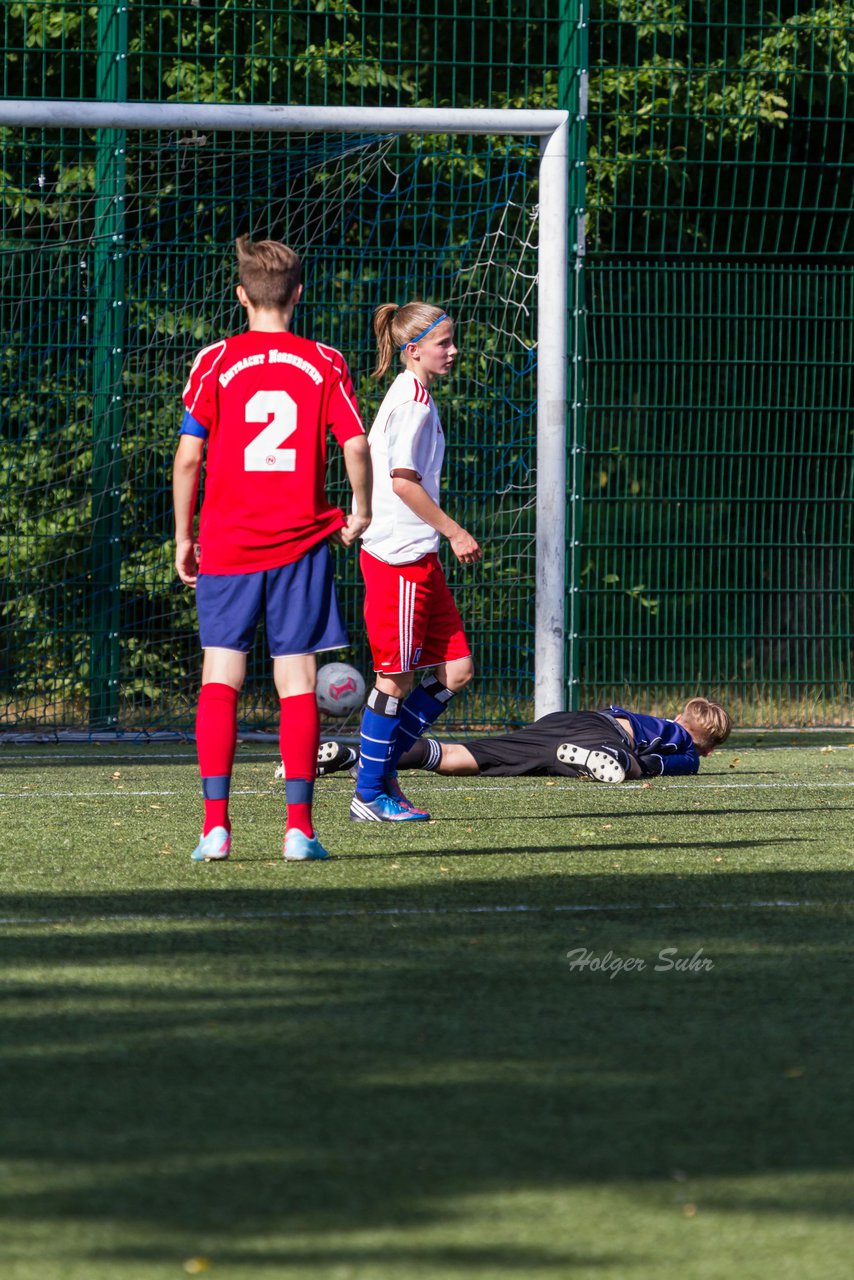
[
  {"left": 389, "top": 675, "right": 454, "bottom": 772},
  {"left": 355, "top": 689, "right": 400, "bottom": 802}
]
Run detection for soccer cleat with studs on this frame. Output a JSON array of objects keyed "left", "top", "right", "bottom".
[
  {"left": 555, "top": 743, "right": 626, "bottom": 784},
  {"left": 191, "top": 825, "right": 232, "bottom": 861},
  {"left": 349, "top": 791, "right": 430, "bottom": 822},
  {"left": 283, "top": 829, "right": 331, "bottom": 861},
  {"left": 275, "top": 741, "right": 360, "bottom": 780},
  {"left": 317, "top": 740, "right": 360, "bottom": 777}
]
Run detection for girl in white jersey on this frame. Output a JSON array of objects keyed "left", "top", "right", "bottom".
[{"left": 351, "top": 302, "right": 482, "bottom": 822}]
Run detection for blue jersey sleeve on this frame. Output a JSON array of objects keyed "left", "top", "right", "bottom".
[{"left": 605, "top": 706, "right": 700, "bottom": 775}]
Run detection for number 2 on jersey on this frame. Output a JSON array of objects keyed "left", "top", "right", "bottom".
[{"left": 244, "top": 390, "right": 297, "bottom": 472}]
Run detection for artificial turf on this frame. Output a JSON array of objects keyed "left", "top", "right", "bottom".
[{"left": 1, "top": 740, "right": 852, "bottom": 1279}]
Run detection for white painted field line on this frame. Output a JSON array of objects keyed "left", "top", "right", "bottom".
[
  {"left": 0, "top": 747, "right": 270, "bottom": 757},
  {"left": 660, "top": 780, "right": 854, "bottom": 790},
  {"left": 1, "top": 778, "right": 853, "bottom": 800},
  {"left": 0, "top": 788, "right": 269, "bottom": 798},
  {"left": 438, "top": 780, "right": 854, "bottom": 792},
  {"left": 0, "top": 789, "right": 182, "bottom": 798},
  {"left": 0, "top": 898, "right": 844, "bottom": 929}
]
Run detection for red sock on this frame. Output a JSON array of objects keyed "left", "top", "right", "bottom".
[
  {"left": 280, "top": 692, "right": 319, "bottom": 836},
  {"left": 196, "top": 682, "right": 239, "bottom": 835}
]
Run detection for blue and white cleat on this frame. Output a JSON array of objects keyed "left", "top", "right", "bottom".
[
  {"left": 555, "top": 743, "right": 626, "bottom": 783},
  {"left": 349, "top": 791, "right": 430, "bottom": 822},
  {"left": 384, "top": 773, "right": 430, "bottom": 818},
  {"left": 191, "top": 825, "right": 232, "bottom": 861},
  {"left": 284, "top": 829, "right": 331, "bottom": 861}
]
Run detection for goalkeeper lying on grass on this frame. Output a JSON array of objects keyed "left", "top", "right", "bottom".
[{"left": 314, "top": 697, "right": 731, "bottom": 784}]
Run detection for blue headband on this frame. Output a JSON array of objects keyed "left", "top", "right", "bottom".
[{"left": 399, "top": 313, "right": 449, "bottom": 349}]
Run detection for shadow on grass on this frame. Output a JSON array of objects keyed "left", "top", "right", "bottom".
[
  {"left": 444, "top": 806, "right": 854, "bottom": 822},
  {"left": 90, "top": 1243, "right": 625, "bottom": 1272},
  {"left": 0, "top": 871, "right": 852, "bottom": 1264},
  {"left": 329, "top": 836, "right": 810, "bottom": 861}
]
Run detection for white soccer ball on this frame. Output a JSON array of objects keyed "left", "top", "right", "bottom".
[{"left": 315, "top": 662, "right": 366, "bottom": 717}]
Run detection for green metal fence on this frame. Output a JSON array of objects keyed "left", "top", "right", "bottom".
[
  {"left": 1, "top": 1, "right": 852, "bottom": 731},
  {"left": 584, "top": 0, "right": 854, "bottom": 725}
]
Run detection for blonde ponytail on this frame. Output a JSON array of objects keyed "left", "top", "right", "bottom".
[{"left": 372, "top": 303, "right": 400, "bottom": 379}]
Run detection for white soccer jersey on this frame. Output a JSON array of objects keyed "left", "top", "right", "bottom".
[{"left": 359, "top": 371, "right": 446, "bottom": 565}]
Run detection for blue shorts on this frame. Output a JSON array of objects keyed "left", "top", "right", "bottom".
[{"left": 196, "top": 541, "right": 349, "bottom": 656}]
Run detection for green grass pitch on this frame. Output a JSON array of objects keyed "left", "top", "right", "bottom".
[{"left": 1, "top": 737, "right": 853, "bottom": 1279}]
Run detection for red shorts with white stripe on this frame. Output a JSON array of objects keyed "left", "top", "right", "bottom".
[{"left": 359, "top": 548, "right": 471, "bottom": 674}]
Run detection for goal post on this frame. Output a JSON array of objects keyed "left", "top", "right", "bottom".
[{"left": 0, "top": 100, "right": 571, "bottom": 729}]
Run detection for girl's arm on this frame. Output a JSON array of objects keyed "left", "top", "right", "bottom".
[{"left": 391, "top": 470, "right": 482, "bottom": 565}]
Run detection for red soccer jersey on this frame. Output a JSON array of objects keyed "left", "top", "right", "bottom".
[{"left": 181, "top": 330, "right": 364, "bottom": 573}]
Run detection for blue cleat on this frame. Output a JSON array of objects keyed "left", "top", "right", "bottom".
[
  {"left": 284, "top": 829, "right": 332, "bottom": 861},
  {"left": 350, "top": 791, "right": 430, "bottom": 822},
  {"left": 191, "top": 826, "right": 232, "bottom": 861},
  {"left": 384, "top": 773, "right": 430, "bottom": 818}
]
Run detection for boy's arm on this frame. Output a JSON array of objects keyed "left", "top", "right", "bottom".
[
  {"left": 608, "top": 707, "right": 700, "bottom": 778},
  {"left": 391, "top": 470, "right": 482, "bottom": 565},
  {"left": 173, "top": 434, "right": 205, "bottom": 586},
  {"left": 634, "top": 737, "right": 700, "bottom": 777},
  {"left": 333, "top": 435, "right": 373, "bottom": 548}
]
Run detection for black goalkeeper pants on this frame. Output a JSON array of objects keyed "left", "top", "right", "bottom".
[{"left": 463, "top": 711, "right": 632, "bottom": 777}]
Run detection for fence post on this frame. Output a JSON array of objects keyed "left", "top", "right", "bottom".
[
  {"left": 89, "top": 0, "right": 128, "bottom": 726},
  {"left": 559, "top": 0, "right": 588, "bottom": 711}
]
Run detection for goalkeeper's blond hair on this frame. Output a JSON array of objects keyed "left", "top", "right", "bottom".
[{"left": 680, "top": 697, "right": 732, "bottom": 752}]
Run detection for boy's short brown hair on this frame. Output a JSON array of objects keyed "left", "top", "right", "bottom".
[
  {"left": 235, "top": 235, "right": 301, "bottom": 310},
  {"left": 680, "top": 697, "right": 732, "bottom": 751}
]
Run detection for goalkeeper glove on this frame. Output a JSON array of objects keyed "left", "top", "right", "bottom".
[{"left": 636, "top": 737, "right": 678, "bottom": 776}]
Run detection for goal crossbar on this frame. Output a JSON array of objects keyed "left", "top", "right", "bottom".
[{"left": 0, "top": 100, "right": 570, "bottom": 717}]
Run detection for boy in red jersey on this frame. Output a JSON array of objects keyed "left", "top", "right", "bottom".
[
  {"left": 173, "top": 236, "right": 371, "bottom": 862},
  {"left": 349, "top": 301, "right": 482, "bottom": 822}
]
